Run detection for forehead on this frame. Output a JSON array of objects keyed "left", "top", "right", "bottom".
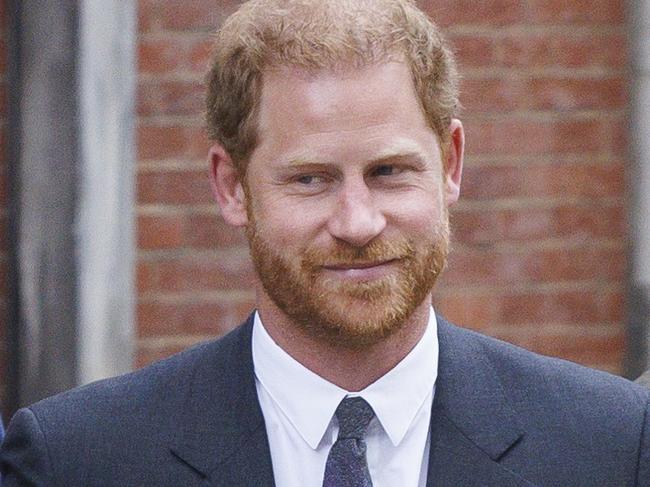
[
  {"left": 259, "top": 61, "right": 422, "bottom": 126},
  {"left": 252, "top": 61, "right": 438, "bottom": 165}
]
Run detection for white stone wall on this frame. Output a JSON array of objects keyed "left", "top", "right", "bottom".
[{"left": 77, "top": 0, "right": 137, "bottom": 384}]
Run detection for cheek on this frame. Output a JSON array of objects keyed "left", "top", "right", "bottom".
[
  {"left": 254, "top": 200, "right": 329, "bottom": 248},
  {"left": 385, "top": 194, "right": 445, "bottom": 235}
]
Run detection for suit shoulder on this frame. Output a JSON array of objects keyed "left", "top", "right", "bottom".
[
  {"left": 438, "top": 318, "right": 650, "bottom": 462},
  {"left": 439, "top": 317, "right": 649, "bottom": 415},
  {"left": 2, "top": 322, "right": 253, "bottom": 485},
  {"left": 27, "top": 323, "right": 248, "bottom": 434}
]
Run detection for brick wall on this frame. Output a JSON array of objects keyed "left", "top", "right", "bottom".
[
  {"left": 433, "top": 1, "right": 628, "bottom": 373},
  {"left": 0, "top": 0, "right": 8, "bottom": 415},
  {"left": 135, "top": 0, "right": 629, "bottom": 374},
  {"left": 136, "top": 0, "right": 251, "bottom": 367}
]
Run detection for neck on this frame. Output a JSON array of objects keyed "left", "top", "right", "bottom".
[{"left": 255, "top": 291, "right": 431, "bottom": 391}]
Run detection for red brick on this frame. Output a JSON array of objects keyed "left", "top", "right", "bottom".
[
  {"left": 499, "top": 32, "right": 627, "bottom": 70},
  {"left": 527, "top": 0, "right": 626, "bottom": 25},
  {"left": 443, "top": 245, "right": 625, "bottom": 287},
  {"left": 460, "top": 162, "right": 625, "bottom": 201},
  {"left": 138, "top": 38, "right": 184, "bottom": 74},
  {"left": 137, "top": 252, "right": 254, "bottom": 293},
  {"left": 510, "top": 246, "right": 625, "bottom": 284},
  {"left": 464, "top": 118, "right": 625, "bottom": 157},
  {"left": 138, "top": 214, "right": 186, "bottom": 249},
  {"left": 139, "top": 0, "right": 241, "bottom": 32},
  {"left": 437, "top": 251, "right": 492, "bottom": 288},
  {"left": 137, "top": 169, "right": 213, "bottom": 205},
  {"left": 493, "top": 328, "right": 625, "bottom": 370},
  {"left": 137, "top": 212, "right": 246, "bottom": 249},
  {"left": 499, "top": 289, "right": 624, "bottom": 326},
  {"left": 137, "top": 299, "right": 252, "bottom": 336},
  {"left": 432, "top": 293, "right": 499, "bottom": 331},
  {"left": 184, "top": 213, "right": 248, "bottom": 248},
  {"left": 138, "top": 36, "right": 211, "bottom": 75},
  {"left": 462, "top": 77, "right": 626, "bottom": 114},
  {"left": 421, "top": 0, "right": 526, "bottom": 27},
  {"left": 138, "top": 35, "right": 213, "bottom": 75},
  {"left": 527, "top": 77, "right": 626, "bottom": 111},
  {"left": 452, "top": 204, "right": 625, "bottom": 245},
  {"left": 461, "top": 78, "right": 526, "bottom": 113},
  {"left": 449, "top": 31, "right": 627, "bottom": 70},
  {"left": 137, "top": 125, "right": 208, "bottom": 160},
  {"left": 138, "top": 80, "right": 205, "bottom": 117},
  {"left": 449, "top": 35, "right": 498, "bottom": 69},
  {"left": 137, "top": 261, "right": 153, "bottom": 293},
  {"left": 189, "top": 38, "right": 213, "bottom": 73}
]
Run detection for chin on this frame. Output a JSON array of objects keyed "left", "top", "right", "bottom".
[{"left": 292, "top": 293, "right": 425, "bottom": 349}]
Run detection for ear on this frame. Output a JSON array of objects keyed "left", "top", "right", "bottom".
[
  {"left": 443, "top": 119, "right": 464, "bottom": 206},
  {"left": 208, "top": 143, "right": 248, "bottom": 227}
]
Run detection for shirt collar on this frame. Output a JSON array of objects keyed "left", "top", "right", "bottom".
[{"left": 252, "top": 308, "right": 439, "bottom": 449}]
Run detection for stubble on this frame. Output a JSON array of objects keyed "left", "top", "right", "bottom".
[{"left": 246, "top": 208, "right": 450, "bottom": 349}]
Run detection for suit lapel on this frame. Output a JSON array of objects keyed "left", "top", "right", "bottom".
[
  {"left": 426, "top": 318, "right": 534, "bottom": 487},
  {"left": 170, "top": 315, "right": 275, "bottom": 486}
]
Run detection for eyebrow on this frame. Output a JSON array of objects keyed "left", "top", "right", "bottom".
[
  {"left": 369, "top": 152, "right": 427, "bottom": 168},
  {"left": 282, "top": 149, "right": 428, "bottom": 168}
]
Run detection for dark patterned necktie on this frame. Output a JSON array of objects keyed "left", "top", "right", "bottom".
[{"left": 322, "top": 397, "right": 375, "bottom": 487}]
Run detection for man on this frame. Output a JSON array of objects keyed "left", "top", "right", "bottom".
[{"left": 1, "top": 0, "right": 649, "bottom": 485}]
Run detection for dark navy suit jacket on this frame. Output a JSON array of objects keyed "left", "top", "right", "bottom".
[{"left": 1, "top": 315, "right": 649, "bottom": 486}]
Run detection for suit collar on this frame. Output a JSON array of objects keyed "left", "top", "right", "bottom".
[
  {"left": 427, "top": 317, "right": 530, "bottom": 486},
  {"left": 170, "top": 314, "right": 275, "bottom": 484}
]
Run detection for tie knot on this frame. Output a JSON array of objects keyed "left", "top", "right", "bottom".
[{"left": 335, "top": 397, "right": 375, "bottom": 440}]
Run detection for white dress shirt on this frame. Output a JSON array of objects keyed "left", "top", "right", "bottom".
[{"left": 252, "top": 309, "right": 439, "bottom": 487}]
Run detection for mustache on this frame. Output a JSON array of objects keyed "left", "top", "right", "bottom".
[{"left": 302, "top": 238, "right": 415, "bottom": 267}]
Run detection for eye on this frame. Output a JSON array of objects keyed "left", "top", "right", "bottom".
[
  {"left": 295, "top": 174, "right": 325, "bottom": 185},
  {"left": 372, "top": 165, "right": 402, "bottom": 177}
]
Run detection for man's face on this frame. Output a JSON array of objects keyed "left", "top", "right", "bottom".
[{"left": 243, "top": 61, "right": 457, "bottom": 348}]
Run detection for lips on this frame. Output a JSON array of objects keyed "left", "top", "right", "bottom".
[
  {"left": 322, "top": 259, "right": 397, "bottom": 271},
  {"left": 319, "top": 259, "right": 399, "bottom": 280}
]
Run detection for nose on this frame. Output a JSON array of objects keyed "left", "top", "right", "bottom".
[{"left": 327, "top": 180, "right": 386, "bottom": 247}]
